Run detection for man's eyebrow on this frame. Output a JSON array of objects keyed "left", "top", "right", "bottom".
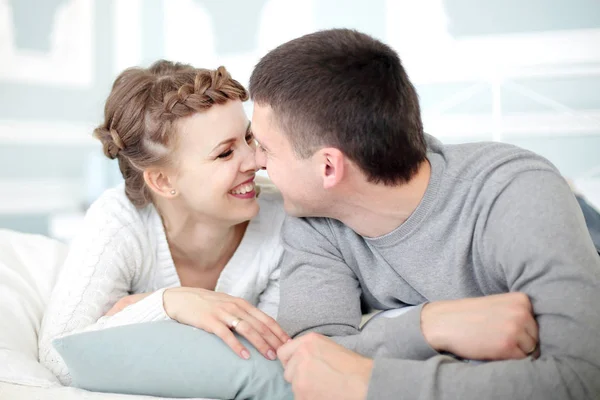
[
  {"left": 255, "top": 137, "right": 268, "bottom": 150},
  {"left": 253, "top": 131, "right": 268, "bottom": 150}
]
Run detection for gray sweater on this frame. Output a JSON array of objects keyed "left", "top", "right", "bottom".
[{"left": 277, "top": 135, "right": 600, "bottom": 400}]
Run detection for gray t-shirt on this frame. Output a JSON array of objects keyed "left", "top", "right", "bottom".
[{"left": 277, "top": 135, "right": 600, "bottom": 400}]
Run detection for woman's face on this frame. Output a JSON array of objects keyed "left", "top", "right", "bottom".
[{"left": 170, "top": 100, "right": 259, "bottom": 225}]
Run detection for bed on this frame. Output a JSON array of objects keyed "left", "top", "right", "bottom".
[{"left": 0, "top": 229, "right": 212, "bottom": 400}]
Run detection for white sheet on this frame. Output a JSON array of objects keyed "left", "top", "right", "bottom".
[
  {"left": 0, "top": 229, "right": 214, "bottom": 399},
  {"left": 0, "top": 229, "right": 67, "bottom": 387},
  {"left": 0, "top": 381, "right": 212, "bottom": 400}
]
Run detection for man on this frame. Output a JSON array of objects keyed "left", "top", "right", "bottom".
[{"left": 249, "top": 29, "right": 600, "bottom": 399}]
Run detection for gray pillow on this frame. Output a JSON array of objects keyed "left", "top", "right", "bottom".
[{"left": 53, "top": 320, "right": 292, "bottom": 400}]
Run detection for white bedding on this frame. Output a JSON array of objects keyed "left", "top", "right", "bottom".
[
  {"left": 0, "top": 229, "right": 210, "bottom": 400},
  {"left": 0, "top": 381, "right": 212, "bottom": 400}
]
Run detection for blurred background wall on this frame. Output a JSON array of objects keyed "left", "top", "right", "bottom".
[{"left": 1, "top": 0, "right": 599, "bottom": 240}]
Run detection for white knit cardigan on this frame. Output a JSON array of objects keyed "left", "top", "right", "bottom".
[{"left": 38, "top": 183, "right": 286, "bottom": 385}]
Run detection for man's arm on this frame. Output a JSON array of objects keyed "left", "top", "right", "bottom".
[
  {"left": 279, "top": 171, "right": 600, "bottom": 400},
  {"left": 278, "top": 216, "right": 442, "bottom": 360},
  {"left": 370, "top": 170, "right": 600, "bottom": 399},
  {"left": 278, "top": 215, "right": 540, "bottom": 362}
]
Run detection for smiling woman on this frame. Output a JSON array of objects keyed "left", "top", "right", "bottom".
[{"left": 37, "top": 60, "right": 290, "bottom": 397}]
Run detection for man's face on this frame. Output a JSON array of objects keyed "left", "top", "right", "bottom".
[{"left": 251, "top": 104, "right": 323, "bottom": 217}]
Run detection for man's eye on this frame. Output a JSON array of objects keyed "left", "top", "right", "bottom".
[
  {"left": 245, "top": 133, "right": 254, "bottom": 143},
  {"left": 217, "top": 149, "right": 233, "bottom": 159}
]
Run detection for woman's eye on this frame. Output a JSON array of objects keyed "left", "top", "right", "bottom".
[
  {"left": 217, "top": 149, "right": 233, "bottom": 159},
  {"left": 245, "top": 133, "right": 254, "bottom": 143}
]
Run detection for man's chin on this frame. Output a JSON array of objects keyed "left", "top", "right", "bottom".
[{"left": 283, "top": 200, "right": 304, "bottom": 218}]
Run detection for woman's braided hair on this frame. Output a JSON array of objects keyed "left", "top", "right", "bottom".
[{"left": 93, "top": 60, "right": 248, "bottom": 208}]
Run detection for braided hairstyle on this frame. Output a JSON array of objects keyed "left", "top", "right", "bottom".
[{"left": 93, "top": 60, "right": 248, "bottom": 207}]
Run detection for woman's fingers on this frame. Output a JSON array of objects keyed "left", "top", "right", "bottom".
[
  {"left": 206, "top": 316, "right": 251, "bottom": 360},
  {"left": 235, "top": 298, "right": 291, "bottom": 344},
  {"left": 232, "top": 312, "right": 281, "bottom": 357},
  {"left": 163, "top": 289, "right": 286, "bottom": 361},
  {"left": 218, "top": 311, "right": 277, "bottom": 361}
]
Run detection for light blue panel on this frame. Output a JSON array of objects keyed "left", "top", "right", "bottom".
[
  {"left": 198, "top": 0, "right": 268, "bottom": 54},
  {"left": 503, "top": 77, "right": 600, "bottom": 113},
  {"left": 141, "top": 0, "right": 165, "bottom": 65},
  {"left": 0, "top": 0, "right": 114, "bottom": 122},
  {"left": 418, "top": 76, "right": 600, "bottom": 114},
  {"left": 416, "top": 82, "right": 493, "bottom": 114},
  {"left": 0, "top": 145, "right": 94, "bottom": 180},
  {"left": 443, "top": 0, "right": 600, "bottom": 36},
  {"left": 9, "top": 0, "right": 68, "bottom": 51},
  {"left": 434, "top": 135, "right": 494, "bottom": 144},
  {"left": 313, "top": 0, "right": 386, "bottom": 41},
  {"left": 0, "top": 214, "right": 49, "bottom": 236},
  {"left": 504, "top": 135, "right": 600, "bottom": 178}
]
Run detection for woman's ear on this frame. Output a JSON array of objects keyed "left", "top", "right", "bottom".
[
  {"left": 319, "top": 148, "right": 345, "bottom": 190},
  {"left": 143, "top": 167, "right": 177, "bottom": 199}
]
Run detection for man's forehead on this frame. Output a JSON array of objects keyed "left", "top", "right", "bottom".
[
  {"left": 252, "top": 103, "right": 274, "bottom": 123},
  {"left": 251, "top": 104, "right": 276, "bottom": 138}
]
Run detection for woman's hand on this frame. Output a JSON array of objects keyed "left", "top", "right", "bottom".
[
  {"left": 163, "top": 287, "right": 290, "bottom": 361},
  {"left": 104, "top": 292, "right": 152, "bottom": 316}
]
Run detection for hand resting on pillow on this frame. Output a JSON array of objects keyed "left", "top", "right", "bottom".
[
  {"left": 105, "top": 288, "right": 289, "bottom": 362},
  {"left": 53, "top": 320, "right": 293, "bottom": 400}
]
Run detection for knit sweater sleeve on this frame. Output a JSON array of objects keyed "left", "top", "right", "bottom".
[{"left": 38, "top": 191, "right": 170, "bottom": 385}]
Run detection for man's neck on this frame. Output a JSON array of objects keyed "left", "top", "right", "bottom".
[{"left": 331, "top": 159, "right": 431, "bottom": 238}]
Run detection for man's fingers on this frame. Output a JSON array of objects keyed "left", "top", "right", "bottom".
[
  {"left": 513, "top": 297, "right": 538, "bottom": 357},
  {"left": 278, "top": 337, "right": 306, "bottom": 367},
  {"left": 523, "top": 317, "right": 539, "bottom": 344},
  {"left": 283, "top": 351, "right": 301, "bottom": 383},
  {"left": 515, "top": 335, "right": 536, "bottom": 359}
]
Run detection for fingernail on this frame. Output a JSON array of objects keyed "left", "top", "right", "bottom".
[
  {"left": 241, "top": 349, "right": 250, "bottom": 360},
  {"left": 267, "top": 349, "right": 276, "bottom": 360},
  {"left": 286, "top": 338, "right": 293, "bottom": 343}
]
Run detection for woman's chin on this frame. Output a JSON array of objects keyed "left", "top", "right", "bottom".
[{"left": 226, "top": 197, "right": 260, "bottom": 222}]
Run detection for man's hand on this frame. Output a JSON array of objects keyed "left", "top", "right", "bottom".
[
  {"left": 278, "top": 333, "right": 373, "bottom": 400},
  {"left": 421, "top": 292, "right": 539, "bottom": 360}
]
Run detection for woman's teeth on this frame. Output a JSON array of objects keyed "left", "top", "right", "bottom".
[{"left": 230, "top": 182, "right": 255, "bottom": 195}]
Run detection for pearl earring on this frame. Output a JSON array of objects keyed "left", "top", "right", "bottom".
[{"left": 170, "top": 190, "right": 176, "bottom": 195}]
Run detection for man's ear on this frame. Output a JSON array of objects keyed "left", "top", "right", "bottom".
[
  {"left": 318, "top": 148, "right": 345, "bottom": 190},
  {"left": 143, "top": 167, "right": 177, "bottom": 199}
]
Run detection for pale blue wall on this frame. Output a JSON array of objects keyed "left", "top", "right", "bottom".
[{"left": 1, "top": 0, "right": 599, "bottom": 235}]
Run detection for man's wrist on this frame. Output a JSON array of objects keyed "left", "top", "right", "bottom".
[
  {"left": 421, "top": 301, "right": 446, "bottom": 352},
  {"left": 352, "top": 357, "right": 374, "bottom": 400}
]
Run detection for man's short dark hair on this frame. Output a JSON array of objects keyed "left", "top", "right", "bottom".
[{"left": 249, "top": 28, "right": 427, "bottom": 185}]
